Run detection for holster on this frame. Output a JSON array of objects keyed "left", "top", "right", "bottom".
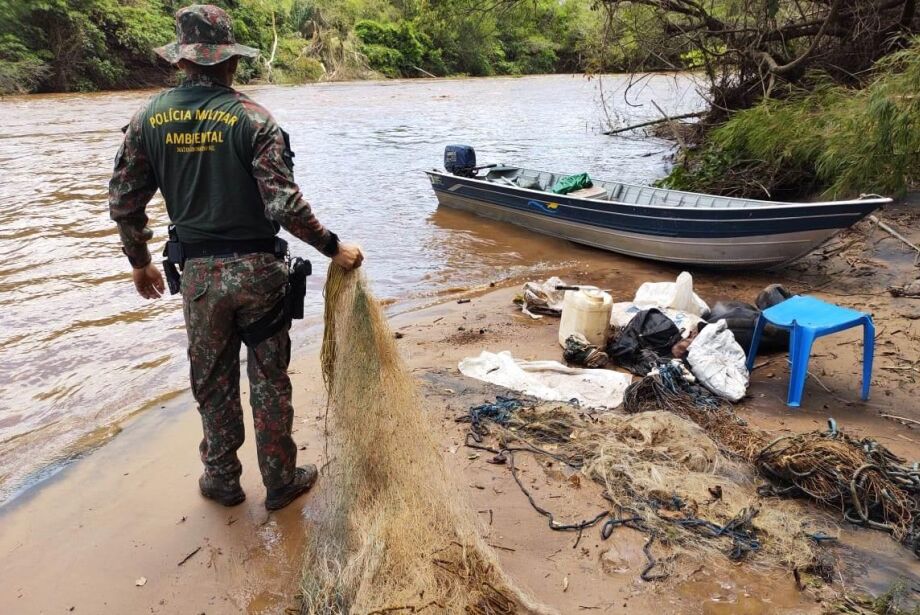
[
  {"left": 287, "top": 257, "right": 311, "bottom": 320},
  {"left": 162, "top": 225, "right": 184, "bottom": 295},
  {"left": 238, "top": 254, "right": 311, "bottom": 348}
]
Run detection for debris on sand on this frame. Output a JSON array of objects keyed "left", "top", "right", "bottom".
[
  {"left": 624, "top": 367, "right": 920, "bottom": 558},
  {"left": 464, "top": 398, "right": 818, "bottom": 580}
]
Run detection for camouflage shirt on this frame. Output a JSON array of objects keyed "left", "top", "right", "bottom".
[{"left": 108, "top": 74, "right": 338, "bottom": 268}]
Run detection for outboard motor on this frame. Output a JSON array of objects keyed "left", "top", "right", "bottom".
[{"left": 444, "top": 145, "right": 477, "bottom": 177}]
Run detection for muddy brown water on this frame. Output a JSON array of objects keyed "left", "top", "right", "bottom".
[{"left": 0, "top": 74, "right": 703, "bottom": 505}]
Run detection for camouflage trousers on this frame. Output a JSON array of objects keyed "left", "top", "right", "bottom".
[{"left": 181, "top": 252, "right": 296, "bottom": 491}]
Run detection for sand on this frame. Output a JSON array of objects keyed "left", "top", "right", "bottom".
[{"left": 2, "top": 202, "right": 920, "bottom": 614}]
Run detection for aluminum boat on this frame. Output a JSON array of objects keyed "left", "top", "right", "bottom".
[{"left": 426, "top": 146, "right": 890, "bottom": 267}]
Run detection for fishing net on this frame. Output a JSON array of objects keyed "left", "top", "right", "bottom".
[
  {"left": 465, "top": 400, "right": 817, "bottom": 577},
  {"left": 299, "top": 264, "right": 552, "bottom": 615},
  {"left": 624, "top": 366, "right": 920, "bottom": 558},
  {"left": 756, "top": 426, "right": 920, "bottom": 557},
  {"left": 622, "top": 361, "right": 767, "bottom": 460}
]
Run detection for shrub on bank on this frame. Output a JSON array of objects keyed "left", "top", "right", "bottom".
[
  {"left": 0, "top": 34, "right": 49, "bottom": 94},
  {"left": 661, "top": 39, "right": 920, "bottom": 200},
  {"left": 277, "top": 55, "right": 326, "bottom": 83}
]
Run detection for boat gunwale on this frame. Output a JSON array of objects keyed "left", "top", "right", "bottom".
[{"left": 425, "top": 169, "right": 893, "bottom": 212}]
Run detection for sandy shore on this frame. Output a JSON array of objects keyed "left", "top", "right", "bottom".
[{"left": 2, "top": 203, "right": 920, "bottom": 614}]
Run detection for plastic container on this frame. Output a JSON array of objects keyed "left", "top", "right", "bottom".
[{"left": 558, "top": 288, "right": 613, "bottom": 348}]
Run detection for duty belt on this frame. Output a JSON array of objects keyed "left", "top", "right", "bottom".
[
  {"left": 160, "top": 225, "right": 311, "bottom": 347},
  {"left": 181, "top": 237, "right": 279, "bottom": 260}
]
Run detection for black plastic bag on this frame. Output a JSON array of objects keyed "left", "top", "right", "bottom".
[
  {"left": 756, "top": 284, "right": 793, "bottom": 310},
  {"left": 706, "top": 288, "right": 791, "bottom": 354},
  {"left": 607, "top": 308, "right": 682, "bottom": 375},
  {"left": 707, "top": 300, "right": 761, "bottom": 353}
]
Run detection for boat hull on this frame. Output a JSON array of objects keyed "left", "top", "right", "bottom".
[{"left": 426, "top": 171, "right": 885, "bottom": 267}]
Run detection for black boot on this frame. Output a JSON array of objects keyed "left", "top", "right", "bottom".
[
  {"left": 265, "top": 464, "right": 318, "bottom": 511},
  {"left": 199, "top": 473, "right": 246, "bottom": 506}
]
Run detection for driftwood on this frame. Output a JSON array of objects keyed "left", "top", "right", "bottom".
[
  {"left": 869, "top": 215, "right": 920, "bottom": 265},
  {"left": 880, "top": 414, "right": 920, "bottom": 427},
  {"left": 412, "top": 65, "right": 437, "bottom": 78},
  {"left": 603, "top": 112, "right": 703, "bottom": 136}
]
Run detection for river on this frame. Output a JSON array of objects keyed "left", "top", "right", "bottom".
[{"left": 0, "top": 73, "right": 703, "bottom": 506}]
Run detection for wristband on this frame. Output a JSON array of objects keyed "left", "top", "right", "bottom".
[
  {"left": 321, "top": 232, "right": 340, "bottom": 258},
  {"left": 124, "top": 247, "right": 151, "bottom": 269}
]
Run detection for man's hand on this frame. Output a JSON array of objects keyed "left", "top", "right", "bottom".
[
  {"left": 133, "top": 263, "right": 165, "bottom": 299},
  {"left": 332, "top": 243, "right": 364, "bottom": 271}
]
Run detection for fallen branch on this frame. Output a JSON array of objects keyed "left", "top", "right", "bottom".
[
  {"left": 869, "top": 215, "right": 920, "bottom": 265},
  {"left": 177, "top": 546, "right": 201, "bottom": 567},
  {"left": 880, "top": 414, "right": 920, "bottom": 427},
  {"left": 603, "top": 112, "right": 704, "bottom": 135},
  {"left": 650, "top": 99, "right": 686, "bottom": 149},
  {"left": 411, "top": 65, "right": 437, "bottom": 78}
]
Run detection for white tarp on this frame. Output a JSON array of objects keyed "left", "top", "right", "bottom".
[
  {"left": 686, "top": 319, "right": 749, "bottom": 402},
  {"left": 458, "top": 350, "right": 632, "bottom": 408}
]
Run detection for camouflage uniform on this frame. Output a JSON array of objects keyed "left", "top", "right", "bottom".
[{"left": 108, "top": 5, "right": 338, "bottom": 492}]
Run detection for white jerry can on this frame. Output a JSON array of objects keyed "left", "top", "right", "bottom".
[{"left": 558, "top": 288, "right": 613, "bottom": 348}]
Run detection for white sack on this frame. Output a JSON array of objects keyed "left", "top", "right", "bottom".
[
  {"left": 686, "top": 319, "right": 749, "bottom": 402},
  {"left": 458, "top": 350, "right": 632, "bottom": 409},
  {"left": 610, "top": 301, "right": 703, "bottom": 338},
  {"left": 633, "top": 271, "right": 710, "bottom": 317}
]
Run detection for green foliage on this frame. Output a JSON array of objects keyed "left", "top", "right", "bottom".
[
  {"left": 355, "top": 19, "right": 423, "bottom": 76},
  {"left": 0, "top": 0, "right": 173, "bottom": 93},
  {"left": 272, "top": 35, "right": 323, "bottom": 82},
  {"left": 0, "top": 0, "right": 631, "bottom": 92},
  {"left": 586, "top": 4, "right": 689, "bottom": 73},
  {"left": 0, "top": 33, "right": 50, "bottom": 94},
  {"left": 278, "top": 54, "right": 326, "bottom": 82},
  {"left": 681, "top": 44, "right": 727, "bottom": 70},
  {"left": 663, "top": 39, "right": 920, "bottom": 199}
]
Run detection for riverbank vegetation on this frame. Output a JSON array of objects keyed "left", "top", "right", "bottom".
[
  {"left": 661, "top": 42, "right": 920, "bottom": 200},
  {"left": 596, "top": 0, "right": 920, "bottom": 199},
  {"left": 0, "top": 0, "right": 683, "bottom": 94}
]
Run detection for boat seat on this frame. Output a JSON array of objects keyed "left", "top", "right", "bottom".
[
  {"left": 569, "top": 185, "right": 607, "bottom": 200},
  {"left": 540, "top": 173, "right": 561, "bottom": 191},
  {"left": 515, "top": 176, "right": 542, "bottom": 190}
]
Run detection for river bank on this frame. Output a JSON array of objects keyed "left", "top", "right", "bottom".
[{"left": 2, "top": 197, "right": 918, "bottom": 614}]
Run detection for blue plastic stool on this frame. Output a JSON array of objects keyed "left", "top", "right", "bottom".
[{"left": 746, "top": 295, "right": 874, "bottom": 408}]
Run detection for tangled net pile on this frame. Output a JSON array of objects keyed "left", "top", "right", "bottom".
[
  {"left": 624, "top": 365, "right": 920, "bottom": 558},
  {"left": 756, "top": 427, "right": 920, "bottom": 556},
  {"left": 465, "top": 399, "right": 817, "bottom": 577},
  {"left": 300, "top": 264, "right": 551, "bottom": 614},
  {"left": 622, "top": 361, "right": 767, "bottom": 459}
]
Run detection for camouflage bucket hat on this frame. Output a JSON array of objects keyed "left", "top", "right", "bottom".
[{"left": 154, "top": 4, "right": 259, "bottom": 66}]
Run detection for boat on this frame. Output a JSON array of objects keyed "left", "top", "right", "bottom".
[{"left": 425, "top": 145, "right": 891, "bottom": 268}]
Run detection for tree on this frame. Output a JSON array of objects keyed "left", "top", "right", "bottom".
[{"left": 599, "top": 0, "right": 919, "bottom": 116}]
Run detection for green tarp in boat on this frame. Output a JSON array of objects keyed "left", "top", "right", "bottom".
[{"left": 551, "top": 173, "right": 592, "bottom": 195}]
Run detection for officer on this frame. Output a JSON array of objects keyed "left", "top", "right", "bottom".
[{"left": 108, "top": 4, "right": 363, "bottom": 511}]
